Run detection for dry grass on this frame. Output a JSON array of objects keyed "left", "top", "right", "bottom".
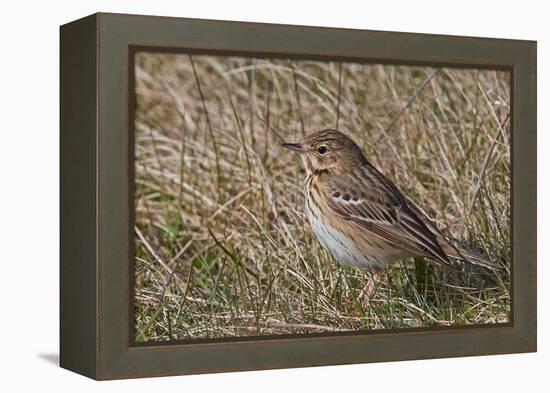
[{"left": 133, "top": 52, "right": 510, "bottom": 342}]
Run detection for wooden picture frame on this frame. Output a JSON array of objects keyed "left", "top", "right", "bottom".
[{"left": 60, "top": 12, "right": 537, "bottom": 380}]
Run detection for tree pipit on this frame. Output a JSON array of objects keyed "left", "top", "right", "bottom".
[{"left": 282, "top": 128, "right": 500, "bottom": 299}]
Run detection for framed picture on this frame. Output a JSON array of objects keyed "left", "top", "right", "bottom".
[{"left": 60, "top": 12, "right": 537, "bottom": 380}]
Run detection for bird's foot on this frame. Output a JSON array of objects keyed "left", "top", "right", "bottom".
[{"left": 358, "top": 271, "right": 381, "bottom": 303}]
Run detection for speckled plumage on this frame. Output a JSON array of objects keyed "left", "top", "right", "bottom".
[
  {"left": 305, "top": 170, "right": 409, "bottom": 271},
  {"left": 282, "top": 128, "right": 498, "bottom": 275}
]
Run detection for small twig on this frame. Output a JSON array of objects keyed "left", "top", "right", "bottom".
[
  {"left": 335, "top": 62, "right": 343, "bottom": 128},
  {"left": 261, "top": 321, "right": 346, "bottom": 332},
  {"left": 291, "top": 64, "right": 306, "bottom": 137},
  {"left": 189, "top": 54, "right": 222, "bottom": 196},
  {"left": 135, "top": 226, "right": 192, "bottom": 285},
  {"left": 134, "top": 235, "right": 193, "bottom": 341},
  {"left": 255, "top": 114, "right": 285, "bottom": 141},
  {"left": 374, "top": 69, "right": 441, "bottom": 146},
  {"left": 468, "top": 112, "right": 511, "bottom": 213}
]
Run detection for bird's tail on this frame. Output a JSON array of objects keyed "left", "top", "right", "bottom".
[
  {"left": 440, "top": 240, "right": 504, "bottom": 271},
  {"left": 405, "top": 198, "right": 506, "bottom": 272}
]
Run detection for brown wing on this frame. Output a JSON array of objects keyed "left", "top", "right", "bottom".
[{"left": 324, "top": 169, "right": 452, "bottom": 267}]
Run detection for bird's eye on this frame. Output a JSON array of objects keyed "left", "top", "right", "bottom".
[{"left": 318, "top": 145, "right": 328, "bottom": 155}]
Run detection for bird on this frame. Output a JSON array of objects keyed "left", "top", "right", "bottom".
[{"left": 281, "top": 128, "right": 500, "bottom": 298}]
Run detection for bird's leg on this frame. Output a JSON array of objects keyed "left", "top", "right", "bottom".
[{"left": 359, "top": 270, "right": 381, "bottom": 302}]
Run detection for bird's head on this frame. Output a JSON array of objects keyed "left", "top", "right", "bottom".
[{"left": 281, "top": 129, "right": 365, "bottom": 174}]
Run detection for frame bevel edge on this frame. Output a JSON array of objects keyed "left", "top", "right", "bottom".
[
  {"left": 98, "top": 11, "right": 537, "bottom": 46},
  {"left": 60, "top": 13, "right": 100, "bottom": 380},
  {"left": 512, "top": 39, "right": 537, "bottom": 353}
]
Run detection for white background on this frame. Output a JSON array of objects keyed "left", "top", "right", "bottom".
[{"left": 0, "top": 0, "right": 546, "bottom": 391}]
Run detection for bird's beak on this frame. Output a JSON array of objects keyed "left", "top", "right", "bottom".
[{"left": 281, "top": 143, "right": 305, "bottom": 154}]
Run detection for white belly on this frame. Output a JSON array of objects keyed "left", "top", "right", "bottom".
[{"left": 306, "top": 203, "right": 393, "bottom": 271}]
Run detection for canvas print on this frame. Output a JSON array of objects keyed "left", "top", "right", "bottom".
[{"left": 133, "top": 52, "right": 510, "bottom": 343}]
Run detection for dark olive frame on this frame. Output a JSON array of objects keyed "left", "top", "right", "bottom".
[{"left": 60, "top": 12, "right": 537, "bottom": 380}]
